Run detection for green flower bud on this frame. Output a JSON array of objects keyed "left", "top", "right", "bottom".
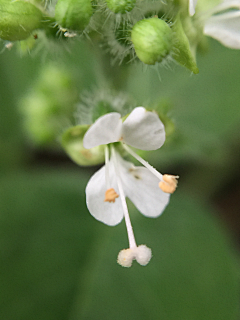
[
  {"left": 55, "top": 0, "right": 93, "bottom": 32},
  {"left": 106, "top": 0, "right": 136, "bottom": 14},
  {"left": 61, "top": 125, "right": 105, "bottom": 166},
  {"left": 131, "top": 17, "right": 174, "bottom": 65},
  {"left": 0, "top": 0, "right": 43, "bottom": 41},
  {"left": 19, "top": 64, "right": 79, "bottom": 145}
]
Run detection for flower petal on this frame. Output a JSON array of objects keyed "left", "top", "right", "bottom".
[
  {"left": 83, "top": 113, "right": 122, "bottom": 149},
  {"left": 204, "top": 11, "right": 240, "bottom": 49},
  {"left": 116, "top": 153, "right": 170, "bottom": 217},
  {"left": 86, "top": 161, "right": 124, "bottom": 226},
  {"left": 122, "top": 107, "right": 165, "bottom": 150},
  {"left": 189, "top": 0, "right": 198, "bottom": 16}
]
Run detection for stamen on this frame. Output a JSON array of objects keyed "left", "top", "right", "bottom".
[
  {"left": 104, "top": 188, "right": 119, "bottom": 203},
  {"left": 159, "top": 174, "right": 179, "bottom": 194},
  {"left": 111, "top": 145, "right": 137, "bottom": 249},
  {"left": 122, "top": 143, "right": 163, "bottom": 180}
]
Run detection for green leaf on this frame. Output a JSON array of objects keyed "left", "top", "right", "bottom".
[
  {"left": 70, "top": 192, "right": 239, "bottom": 320},
  {"left": 0, "top": 171, "right": 238, "bottom": 320}
]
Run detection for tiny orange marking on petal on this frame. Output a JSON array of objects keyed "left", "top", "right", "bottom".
[
  {"left": 104, "top": 188, "right": 119, "bottom": 203},
  {"left": 159, "top": 174, "right": 179, "bottom": 194}
]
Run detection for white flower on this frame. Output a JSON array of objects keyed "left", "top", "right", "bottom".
[
  {"left": 83, "top": 107, "right": 178, "bottom": 267},
  {"left": 203, "top": 0, "right": 240, "bottom": 49},
  {"left": 83, "top": 106, "right": 166, "bottom": 151},
  {"left": 189, "top": 0, "right": 198, "bottom": 16}
]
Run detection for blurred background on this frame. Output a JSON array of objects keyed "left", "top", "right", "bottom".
[{"left": 0, "top": 37, "right": 239, "bottom": 320}]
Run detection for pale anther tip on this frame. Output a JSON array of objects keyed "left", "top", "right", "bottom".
[{"left": 159, "top": 174, "right": 179, "bottom": 194}]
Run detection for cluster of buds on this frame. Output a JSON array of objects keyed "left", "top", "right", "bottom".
[{"left": 1, "top": 0, "right": 239, "bottom": 72}]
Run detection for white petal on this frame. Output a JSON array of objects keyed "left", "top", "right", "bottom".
[
  {"left": 116, "top": 153, "right": 170, "bottom": 217},
  {"left": 204, "top": 11, "right": 240, "bottom": 49},
  {"left": 85, "top": 161, "right": 124, "bottom": 226},
  {"left": 211, "top": 1, "right": 240, "bottom": 15},
  {"left": 122, "top": 107, "right": 165, "bottom": 150},
  {"left": 83, "top": 113, "right": 122, "bottom": 149},
  {"left": 189, "top": 0, "right": 198, "bottom": 16}
]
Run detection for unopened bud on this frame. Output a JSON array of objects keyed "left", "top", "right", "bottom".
[
  {"left": 106, "top": 0, "right": 136, "bottom": 14},
  {"left": 55, "top": 0, "right": 93, "bottom": 32},
  {"left": 62, "top": 125, "right": 105, "bottom": 166},
  {"left": 0, "top": 0, "right": 43, "bottom": 41},
  {"left": 19, "top": 64, "right": 78, "bottom": 145},
  {"left": 131, "top": 17, "right": 174, "bottom": 65}
]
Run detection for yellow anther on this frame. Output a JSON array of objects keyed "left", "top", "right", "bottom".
[
  {"left": 104, "top": 188, "right": 119, "bottom": 203},
  {"left": 159, "top": 174, "right": 179, "bottom": 194}
]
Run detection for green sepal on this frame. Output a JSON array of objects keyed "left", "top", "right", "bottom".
[
  {"left": 172, "top": 14, "right": 199, "bottom": 74},
  {"left": 55, "top": 0, "right": 93, "bottom": 32},
  {"left": 0, "top": 0, "right": 43, "bottom": 41},
  {"left": 61, "top": 125, "right": 105, "bottom": 166}
]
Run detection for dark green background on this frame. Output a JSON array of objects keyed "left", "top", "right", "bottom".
[{"left": 0, "top": 38, "right": 239, "bottom": 319}]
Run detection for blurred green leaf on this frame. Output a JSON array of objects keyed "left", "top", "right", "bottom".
[
  {"left": 126, "top": 40, "right": 240, "bottom": 165},
  {"left": 0, "top": 170, "right": 238, "bottom": 320},
  {"left": 0, "top": 170, "right": 99, "bottom": 320}
]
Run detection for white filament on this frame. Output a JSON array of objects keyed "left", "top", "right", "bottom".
[
  {"left": 122, "top": 143, "right": 163, "bottom": 181},
  {"left": 111, "top": 146, "right": 137, "bottom": 249}
]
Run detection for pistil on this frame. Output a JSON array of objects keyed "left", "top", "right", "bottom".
[{"left": 111, "top": 145, "right": 137, "bottom": 249}]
